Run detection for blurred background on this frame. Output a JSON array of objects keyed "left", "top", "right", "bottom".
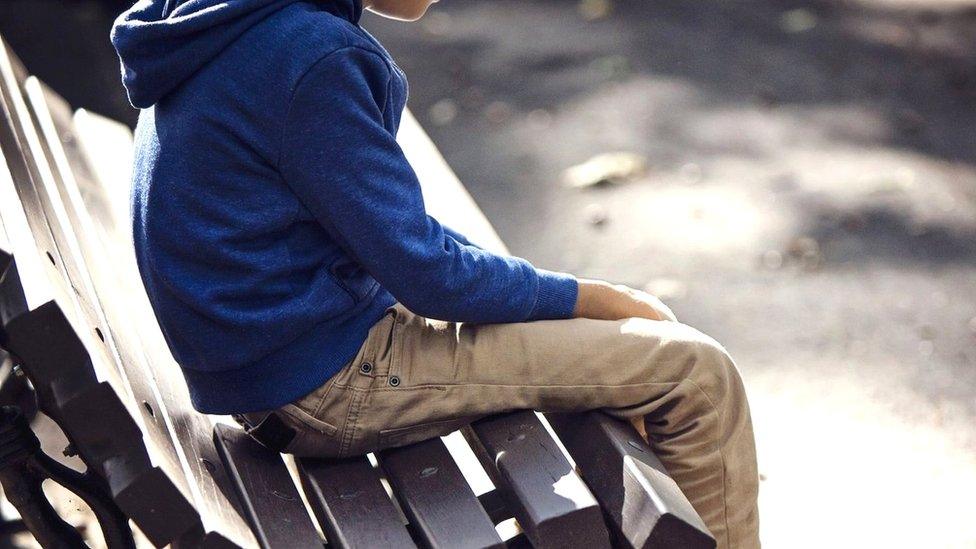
[{"left": 3, "top": 0, "right": 975, "bottom": 546}]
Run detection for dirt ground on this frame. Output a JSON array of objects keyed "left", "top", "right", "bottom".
[
  {"left": 365, "top": 1, "right": 976, "bottom": 546},
  {"left": 2, "top": 0, "right": 976, "bottom": 547}
]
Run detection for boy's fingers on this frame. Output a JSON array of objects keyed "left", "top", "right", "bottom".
[{"left": 655, "top": 299, "right": 678, "bottom": 322}]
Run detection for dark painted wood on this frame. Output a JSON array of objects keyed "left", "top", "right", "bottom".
[
  {"left": 464, "top": 411, "right": 611, "bottom": 549},
  {"left": 22, "top": 75, "right": 194, "bottom": 499},
  {"left": 2, "top": 34, "right": 715, "bottom": 549},
  {"left": 3, "top": 302, "right": 199, "bottom": 546},
  {"left": 0, "top": 41, "right": 205, "bottom": 546},
  {"left": 476, "top": 489, "right": 511, "bottom": 526},
  {"left": 0, "top": 40, "right": 126, "bottom": 395},
  {"left": 546, "top": 412, "right": 715, "bottom": 549},
  {"left": 27, "top": 76, "right": 261, "bottom": 548},
  {"left": 213, "top": 424, "right": 323, "bottom": 549},
  {"left": 0, "top": 43, "right": 72, "bottom": 316},
  {"left": 378, "top": 437, "right": 504, "bottom": 549},
  {"left": 298, "top": 455, "right": 415, "bottom": 549},
  {"left": 2, "top": 38, "right": 256, "bottom": 547},
  {"left": 1, "top": 131, "right": 198, "bottom": 543},
  {"left": 11, "top": 66, "right": 256, "bottom": 547},
  {"left": 506, "top": 533, "right": 533, "bottom": 549}
]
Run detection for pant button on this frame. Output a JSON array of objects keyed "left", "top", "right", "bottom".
[
  {"left": 388, "top": 376, "right": 400, "bottom": 387},
  {"left": 360, "top": 362, "right": 373, "bottom": 375}
]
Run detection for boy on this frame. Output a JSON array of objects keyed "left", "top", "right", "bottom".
[{"left": 112, "top": 0, "right": 759, "bottom": 547}]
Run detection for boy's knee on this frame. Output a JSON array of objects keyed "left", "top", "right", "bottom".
[{"left": 663, "top": 323, "right": 741, "bottom": 404}]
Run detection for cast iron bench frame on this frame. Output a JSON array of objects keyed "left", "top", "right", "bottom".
[{"left": 0, "top": 37, "right": 714, "bottom": 549}]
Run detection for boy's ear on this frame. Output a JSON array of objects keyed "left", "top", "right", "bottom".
[{"left": 366, "top": 0, "right": 438, "bottom": 22}]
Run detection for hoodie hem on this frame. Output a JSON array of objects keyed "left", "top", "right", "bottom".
[{"left": 182, "top": 292, "right": 395, "bottom": 414}]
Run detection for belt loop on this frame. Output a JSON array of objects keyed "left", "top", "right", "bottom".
[{"left": 359, "top": 308, "right": 398, "bottom": 377}]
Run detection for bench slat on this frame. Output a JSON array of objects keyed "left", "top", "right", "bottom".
[
  {"left": 476, "top": 489, "right": 510, "bottom": 526},
  {"left": 298, "top": 456, "right": 415, "bottom": 549},
  {"left": 25, "top": 78, "right": 263, "bottom": 547},
  {"left": 213, "top": 424, "right": 323, "bottom": 549},
  {"left": 0, "top": 41, "right": 255, "bottom": 548},
  {"left": 464, "top": 411, "right": 611, "bottom": 549},
  {"left": 4, "top": 34, "right": 715, "bottom": 549},
  {"left": 378, "top": 438, "right": 504, "bottom": 549},
  {"left": 547, "top": 412, "right": 715, "bottom": 548},
  {"left": 23, "top": 75, "right": 195, "bottom": 501},
  {"left": 49, "top": 90, "right": 262, "bottom": 548},
  {"left": 0, "top": 40, "right": 207, "bottom": 546},
  {"left": 0, "top": 45, "right": 127, "bottom": 397}
]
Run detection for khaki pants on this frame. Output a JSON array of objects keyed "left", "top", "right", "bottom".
[{"left": 269, "top": 304, "right": 759, "bottom": 548}]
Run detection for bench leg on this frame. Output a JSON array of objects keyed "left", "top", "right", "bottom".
[{"left": 0, "top": 406, "right": 134, "bottom": 549}]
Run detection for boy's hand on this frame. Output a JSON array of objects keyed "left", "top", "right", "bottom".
[{"left": 573, "top": 279, "right": 677, "bottom": 322}]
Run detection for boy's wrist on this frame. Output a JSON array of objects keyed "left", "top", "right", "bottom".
[{"left": 573, "top": 279, "right": 611, "bottom": 319}]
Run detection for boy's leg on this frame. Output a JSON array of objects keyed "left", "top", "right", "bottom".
[{"left": 275, "top": 304, "right": 759, "bottom": 549}]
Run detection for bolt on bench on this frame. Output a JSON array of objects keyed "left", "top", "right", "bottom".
[{"left": 0, "top": 36, "right": 714, "bottom": 548}]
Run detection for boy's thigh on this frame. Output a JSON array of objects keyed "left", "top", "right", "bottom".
[
  {"left": 397, "top": 306, "right": 721, "bottom": 390},
  {"left": 347, "top": 308, "right": 723, "bottom": 454}
]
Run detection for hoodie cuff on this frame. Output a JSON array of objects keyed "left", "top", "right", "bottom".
[{"left": 527, "top": 270, "right": 579, "bottom": 321}]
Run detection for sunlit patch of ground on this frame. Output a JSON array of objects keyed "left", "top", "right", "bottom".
[{"left": 751, "top": 363, "right": 976, "bottom": 547}]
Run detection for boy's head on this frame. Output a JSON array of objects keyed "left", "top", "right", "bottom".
[{"left": 366, "top": 0, "right": 438, "bottom": 21}]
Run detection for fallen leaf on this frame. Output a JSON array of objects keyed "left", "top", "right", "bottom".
[
  {"left": 780, "top": 8, "right": 818, "bottom": 33},
  {"left": 564, "top": 152, "right": 648, "bottom": 188},
  {"left": 578, "top": 0, "right": 612, "bottom": 21}
]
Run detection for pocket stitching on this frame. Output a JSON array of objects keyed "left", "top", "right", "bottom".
[
  {"left": 387, "top": 315, "right": 406, "bottom": 384},
  {"left": 308, "top": 376, "right": 337, "bottom": 419},
  {"left": 279, "top": 404, "right": 340, "bottom": 437},
  {"left": 377, "top": 417, "right": 467, "bottom": 446}
]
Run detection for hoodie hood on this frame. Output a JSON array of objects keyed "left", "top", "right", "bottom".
[{"left": 111, "top": 0, "right": 363, "bottom": 108}]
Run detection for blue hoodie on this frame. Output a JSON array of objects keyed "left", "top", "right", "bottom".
[{"left": 111, "top": 0, "right": 578, "bottom": 414}]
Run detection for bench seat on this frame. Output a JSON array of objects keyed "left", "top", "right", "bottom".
[{"left": 0, "top": 35, "right": 714, "bottom": 549}]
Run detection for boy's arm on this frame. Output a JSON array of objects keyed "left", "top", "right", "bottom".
[
  {"left": 278, "top": 48, "right": 576, "bottom": 323},
  {"left": 438, "top": 221, "right": 482, "bottom": 250}
]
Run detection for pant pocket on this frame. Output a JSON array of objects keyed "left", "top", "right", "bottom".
[
  {"left": 376, "top": 416, "right": 475, "bottom": 451},
  {"left": 279, "top": 403, "right": 340, "bottom": 436},
  {"left": 277, "top": 404, "right": 343, "bottom": 457},
  {"left": 283, "top": 428, "right": 344, "bottom": 458}
]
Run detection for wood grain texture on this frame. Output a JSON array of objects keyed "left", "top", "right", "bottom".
[
  {"left": 465, "top": 411, "right": 611, "bottom": 549},
  {"left": 213, "top": 424, "right": 322, "bottom": 549},
  {"left": 0, "top": 43, "right": 254, "bottom": 547},
  {"left": 0, "top": 39, "right": 205, "bottom": 546},
  {"left": 378, "top": 437, "right": 504, "bottom": 549},
  {"left": 65, "top": 98, "right": 264, "bottom": 549},
  {"left": 546, "top": 412, "right": 715, "bottom": 549},
  {"left": 298, "top": 456, "right": 415, "bottom": 549}
]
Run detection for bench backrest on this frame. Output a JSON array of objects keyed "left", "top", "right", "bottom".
[{"left": 0, "top": 37, "right": 222, "bottom": 546}]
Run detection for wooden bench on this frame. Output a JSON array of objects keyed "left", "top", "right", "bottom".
[{"left": 0, "top": 36, "right": 714, "bottom": 549}]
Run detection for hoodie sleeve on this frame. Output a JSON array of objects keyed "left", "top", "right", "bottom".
[
  {"left": 440, "top": 222, "right": 482, "bottom": 250},
  {"left": 278, "top": 47, "right": 577, "bottom": 323}
]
